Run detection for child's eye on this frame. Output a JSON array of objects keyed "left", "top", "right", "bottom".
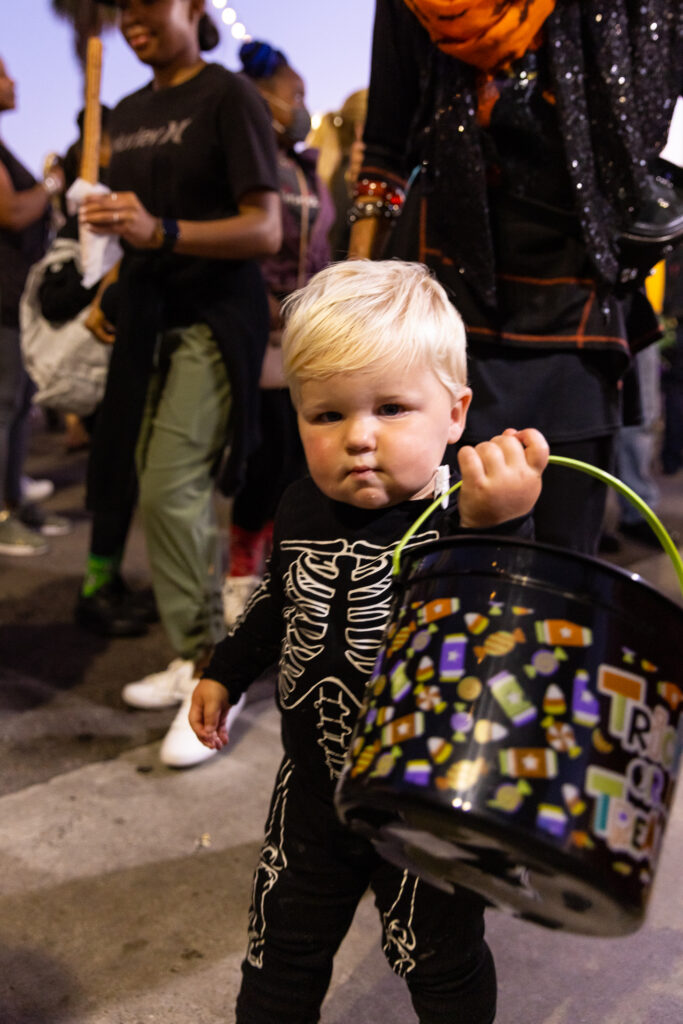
[
  {"left": 379, "top": 403, "right": 405, "bottom": 416},
  {"left": 316, "top": 411, "right": 342, "bottom": 423}
]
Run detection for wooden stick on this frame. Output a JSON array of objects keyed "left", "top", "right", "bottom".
[{"left": 80, "top": 36, "right": 103, "bottom": 184}]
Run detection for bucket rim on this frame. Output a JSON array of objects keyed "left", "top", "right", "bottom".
[{"left": 396, "top": 533, "right": 683, "bottom": 617}]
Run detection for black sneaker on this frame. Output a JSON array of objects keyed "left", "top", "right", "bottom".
[
  {"left": 111, "top": 575, "right": 159, "bottom": 624},
  {"left": 75, "top": 581, "right": 149, "bottom": 637}
]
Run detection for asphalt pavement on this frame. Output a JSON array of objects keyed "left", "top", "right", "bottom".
[{"left": 1, "top": 417, "right": 682, "bottom": 1024}]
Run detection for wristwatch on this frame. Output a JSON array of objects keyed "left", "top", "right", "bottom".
[{"left": 159, "top": 217, "right": 180, "bottom": 253}]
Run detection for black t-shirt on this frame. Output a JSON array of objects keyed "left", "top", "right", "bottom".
[
  {"left": 0, "top": 141, "right": 50, "bottom": 325},
  {"left": 110, "top": 62, "right": 277, "bottom": 219},
  {"left": 87, "top": 63, "right": 279, "bottom": 514},
  {"left": 108, "top": 63, "right": 279, "bottom": 321}
]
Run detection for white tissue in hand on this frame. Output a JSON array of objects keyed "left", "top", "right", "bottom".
[{"left": 66, "top": 178, "right": 123, "bottom": 289}]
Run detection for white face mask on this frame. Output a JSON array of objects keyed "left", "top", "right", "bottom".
[{"left": 265, "top": 91, "right": 312, "bottom": 143}]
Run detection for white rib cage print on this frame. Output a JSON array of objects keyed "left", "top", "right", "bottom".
[
  {"left": 279, "top": 537, "right": 396, "bottom": 701},
  {"left": 275, "top": 530, "right": 438, "bottom": 780}
]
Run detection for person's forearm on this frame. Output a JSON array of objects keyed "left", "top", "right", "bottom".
[
  {"left": 82, "top": 188, "right": 282, "bottom": 258},
  {"left": 0, "top": 182, "right": 50, "bottom": 232},
  {"left": 348, "top": 217, "right": 392, "bottom": 260},
  {"left": 173, "top": 203, "right": 282, "bottom": 261}
]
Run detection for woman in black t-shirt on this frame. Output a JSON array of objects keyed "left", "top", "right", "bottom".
[{"left": 79, "top": 0, "right": 281, "bottom": 767}]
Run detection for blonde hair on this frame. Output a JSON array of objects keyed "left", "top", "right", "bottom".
[
  {"left": 307, "top": 88, "right": 368, "bottom": 186},
  {"left": 282, "top": 260, "right": 468, "bottom": 402}
]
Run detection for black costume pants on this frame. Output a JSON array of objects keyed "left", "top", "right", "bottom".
[{"left": 236, "top": 760, "right": 496, "bottom": 1024}]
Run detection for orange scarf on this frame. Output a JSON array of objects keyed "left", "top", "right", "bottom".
[{"left": 404, "top": 0, "right": 555, "bottom": 72}]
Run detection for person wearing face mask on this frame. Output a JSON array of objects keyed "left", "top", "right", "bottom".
[{"left": 222, "top": 41, "right": 335, "bottom": 626}]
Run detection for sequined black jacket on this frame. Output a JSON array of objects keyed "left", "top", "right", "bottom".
[{"left": 362, "top": 0, "right": 682, "bottom": 306}]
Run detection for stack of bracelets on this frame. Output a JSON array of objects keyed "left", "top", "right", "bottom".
[{"left": 347, "top": 178, "right": 406, "bottom": 224}]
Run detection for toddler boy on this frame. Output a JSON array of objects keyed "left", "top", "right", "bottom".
[{"left": 190, "top": 260, "right": 549, "bottom": 1024}]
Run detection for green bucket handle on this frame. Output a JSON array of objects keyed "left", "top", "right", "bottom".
[{"left": 391, "top": 454, "right": 683, "bottom": 598}]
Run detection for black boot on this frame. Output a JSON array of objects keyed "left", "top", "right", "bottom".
[{"left": 75, "top": 581, "right": 149, "bottom": 637}]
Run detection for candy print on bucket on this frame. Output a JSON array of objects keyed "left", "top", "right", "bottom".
[{"left": 336, "top": 457, "right": 683, "bottom": 936}]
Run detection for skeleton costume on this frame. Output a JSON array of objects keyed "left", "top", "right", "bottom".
[{"left": 207, "top": 474, "right": 532, "bottom": 1023}]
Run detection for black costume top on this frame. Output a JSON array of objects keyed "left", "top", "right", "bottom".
[
  {"left": 87, "top": 64, "right": 279, "bottom": 523},
  {"left": 0, "top": 141, "right": 50, "bottom": 328},
  {"left": 360, "top": 0, "right": 681, "bottom": 442},
  {"left": 207, "top": 474, "right": 532, "bottom": 799}
]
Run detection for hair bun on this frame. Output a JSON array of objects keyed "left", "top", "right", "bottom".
[
  {"left": 239, "top": 40, "right": 287, "bottom": 78},
  {"left": 198, "top": 12, "right": 220, "bottom": 52}
]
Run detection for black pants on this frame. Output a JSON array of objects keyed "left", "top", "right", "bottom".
[
  {"left": 661, "top": 321, "right": 683, "bottom": 474},
  {"left": 531, "top": 434, "right": 617, "bottom": 554},
  {"left": 236, "top": 760, "right": 496, "bottom": 1024}
]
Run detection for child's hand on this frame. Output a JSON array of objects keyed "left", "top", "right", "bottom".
[
  {"left": 188, "top": 678, "right": 233, "bottom": 750},
  {"left": 457, "top": 428, "right": 549, "bottom": 529}
]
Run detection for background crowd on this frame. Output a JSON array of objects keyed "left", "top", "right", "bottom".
[
  {"left": 1, "top": 1, "right": 682, "bottom": 765},
  {"left": 1, "top": 3, "right": 682, "bottom": 1023}
]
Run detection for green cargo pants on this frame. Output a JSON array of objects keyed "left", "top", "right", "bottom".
[{"left": 136, "top": 323, "right": 231, "bottom": 662}]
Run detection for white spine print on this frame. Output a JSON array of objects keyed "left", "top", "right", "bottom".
[{"left": 314, "top": 684, "right": 355, "bottom": 778}]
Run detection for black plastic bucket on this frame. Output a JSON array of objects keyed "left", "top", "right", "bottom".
[{"left": 336, "top": 459, "right": 683, "bottom": 936}]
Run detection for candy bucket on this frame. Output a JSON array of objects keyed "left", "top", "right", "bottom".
[{"left": 335, "top": 457, "right": 683, "bottom": 936}]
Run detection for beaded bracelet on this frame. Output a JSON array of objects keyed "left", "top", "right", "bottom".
[
  {"left": 353, "top": 178, "right": 406, "bottom": 207},
  {"left": 354, "top": 178, "right": 389, "bottom": 198},
  {"left": 347, "top": 199, "right": 386, "bottom": 224},
  {"left": 347, "top": 189, "right": 406, "bottom": 225}
]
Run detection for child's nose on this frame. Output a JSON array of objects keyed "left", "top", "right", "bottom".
[{"left": 345, "top": 415, "right": 376, "bottom": 451}]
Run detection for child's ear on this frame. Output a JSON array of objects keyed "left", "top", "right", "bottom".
[{"left": 447, "top": 387, "right": 472, "bottom": 444}]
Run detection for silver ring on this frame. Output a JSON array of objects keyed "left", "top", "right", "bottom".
[{"left": 113, "top": 211, "right": 119, "bottom": 223}]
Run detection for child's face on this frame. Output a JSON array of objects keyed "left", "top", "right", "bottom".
[{"left": 297, "top": 362, "right": 471, "bottom": 509}]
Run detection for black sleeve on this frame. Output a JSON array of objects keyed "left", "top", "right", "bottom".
[
  {"left": 360, "top": 0, "right": 429, "bottom": 186},
  {"left": 448, "top": 506, "right": 536, "bottom": 543},
  {"left": 203, "top": 523, "right": 286, "bottom": 702},
  {"left": 217, "top": 74, "right": 279, "bottom": 203}
]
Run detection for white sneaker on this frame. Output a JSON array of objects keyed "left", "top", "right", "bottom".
[
  {"left": 222, "top": 574, "right": 261, "bottom": 628},
  {"left": 122, "top": 658, "right": 195, "bottom": 710},
  {"left": 20, "top": 476, "right": 54, "bottom": 503},
  {"left": 160, "top": 691, "right": 248, "bottom": 768}
]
